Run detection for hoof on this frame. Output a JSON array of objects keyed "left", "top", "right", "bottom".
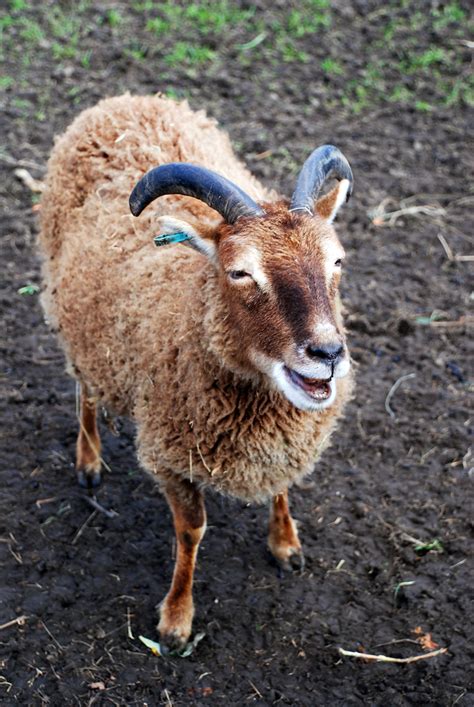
[
  {"left": 271, "top": 546, "right": 305, "bottom": 573},
  {"left": 76, "top": 467, "right": 102, "bottom": 490},
  {"left": 158, "top": 630, "right": 188, "bottom": 656},
  {"left": 286, "top": 549, "right": 305, "bottom": 572},
  {"left": 157, "top": 597, "right": 193, "bottom": 655}
]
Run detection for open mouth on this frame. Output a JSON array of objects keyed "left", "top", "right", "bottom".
[{"left": 284, "top": 366, "right": 333, "bottom": 401}]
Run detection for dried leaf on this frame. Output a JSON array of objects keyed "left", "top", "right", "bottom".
[
  {"left": 178, "top": 631, "right": 205, "bottom": 657},
  {"left": 418, "top": 633, "right": 439, "bottom": 651},
  {"left": 138, "top": 634, "right": 162, "bottom": 656},
  {"left": 138, "top": 631, "right": 205, "bottom": 658}
]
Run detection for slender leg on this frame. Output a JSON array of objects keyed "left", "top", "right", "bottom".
[
  {"left": 158, "top": 477, "right": 206, "bottom": 652},
  {"left": 76, "top": 383, "right": 102, "bottom": 489},
  {"left": 268, "top": 490, "right": 304, "bottom": 571}
]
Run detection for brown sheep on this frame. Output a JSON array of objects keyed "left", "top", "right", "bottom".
[{"left": 38, "top": 93, "right": 355, "bottom": 652}]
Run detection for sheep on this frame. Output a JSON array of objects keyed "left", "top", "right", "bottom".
[{"left": 38, "top": 93, "right": 355, "bottom": 652}]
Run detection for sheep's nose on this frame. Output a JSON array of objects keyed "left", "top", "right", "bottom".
[{"left": 306, "top": 343, "right": 343, "bottom": 361}]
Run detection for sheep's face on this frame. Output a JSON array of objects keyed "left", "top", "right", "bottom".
[
  {"left": 155, "top": 181, "right": 351, "bottom": 412},
  {"left": 215, "top": 203, "right": 350, "bottom": 412}
]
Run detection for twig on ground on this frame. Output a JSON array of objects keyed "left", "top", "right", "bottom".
[
  {"left": 338, "top": 647, "right": 447, "bottom": 663},
  {"left": 437, "top": 233, "right": 454, "bottom": 260},
  {"left": 82, "top": 495, "right": 118, "bottom": 519},
  {"left": 0, "top": 615, "right": 28, "bottom": 631},
  {"left": 127, "top": 607, "right": 134, "bottom": 640},
  {"left": 72, "top": 510, "right": 98, "bottom": 545},
  {"left": 0, "top": 154, "right": 45, "bottom": 172},
  {"left": 41, "top": 620, "right": 64, "bottom": 652},
  {"left": 437, "top": 233, "right": 474, "bottom": 262},
  {"left": 248, "top": 680, "right": 264, "bottom": 699},
  {"left": 14, "top": 168, "right": 44, "bottom": 193},
  {"left": 370, "top": 198, "right": 446, "bottom": 227},
  {"left": 430, "top": 316, "right": 472, "bottom": 328},
  {"left": 385, "top": 373, "right": 416, "bottom": 418}
]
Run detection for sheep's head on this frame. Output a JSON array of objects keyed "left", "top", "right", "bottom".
[{"left": 130, "top": 146, "right": 353, "bottom": 412}]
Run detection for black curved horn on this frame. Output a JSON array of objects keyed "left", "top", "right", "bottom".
[
  {"left": 129, "top": 163, "right": 265, "bottom": 223},
  {"left": 289, "top": 145, "right": 353, "bottom": 215}
]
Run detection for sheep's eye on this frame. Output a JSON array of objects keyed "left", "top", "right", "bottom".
[
  {"left": 334, "top": 259, "right": 343, "bottom": 267},
  {"left": 229, "top": 270, "right": 251, "bottom": 280}
]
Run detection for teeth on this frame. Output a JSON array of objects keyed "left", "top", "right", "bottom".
[{"left": 285, "top": 367, "right": 332, "bottom": 401}]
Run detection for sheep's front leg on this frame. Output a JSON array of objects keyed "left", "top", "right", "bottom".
[
  {"left": 268, "top": 490, "right": 304, "bottom": 571},
  {"left": 76, "top": 383, "right": 102, "bottom": 489},
  {"left": 158, "top": 478, "right": 206, "bottom": 652}
]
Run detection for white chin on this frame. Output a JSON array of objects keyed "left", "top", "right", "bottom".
[{"left": 270, "top": 362, "right": 337, "bottom": 412}]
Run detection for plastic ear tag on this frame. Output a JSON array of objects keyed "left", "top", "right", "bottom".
[{"left": 153, "top": 232, "right": 190, "bottom": 247}]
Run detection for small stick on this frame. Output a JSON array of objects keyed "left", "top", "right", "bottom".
[
  {"left": 35, "top": 497, "right": 58, "bottom": 508},
  {"left": 72, "top": 510, "right": 97, "bottom": 545},
  {"left": 437, "top": 233, "right": 454, "bottom": 260},
  {"left": 0, "top": 615, "right": 28, "bottom": 631},
  {"left": 338, "top": 647, "right": 447, "bottom": 663},
  {"left": 437, "top": 234, "right": 473, "bottom": 262},
  {"left": 127, "top": 607, "right": 134, "bottom": 640},
  {"left": 41, "top": 620, "right": 64, "bottom": 652},
  {"left": 82, "top": 495, "right": 118, "bottom": 519},
  {"left": 385, "top": 373, "right": 416, "bottom": 418},
  {"left": 14, "top": 168, "right": 44, "bottom": 193},
  {"left": 248, "top": 680, "right": 263, "bottom": 699},
  {"left": 0, "top": 154, "right": 45, "bottom": 171},
  {"left": 430, "top": 316, "right": 472, "bottom": 328}
]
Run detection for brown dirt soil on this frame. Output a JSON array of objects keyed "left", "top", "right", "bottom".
[{"left": 1, "top": 1, "right": 473, "bottom": 705}]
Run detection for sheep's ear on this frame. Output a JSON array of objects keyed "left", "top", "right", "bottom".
[
  {"left": 315, "top": 179, "right": 351, "bottom": 224},
  {"left": 154, "top": 216, "right": 216, "bottom": 260}
]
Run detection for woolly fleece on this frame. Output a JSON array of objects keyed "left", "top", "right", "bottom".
[{"left": 39, "top": 94, "right": 353, "bottom": 502}]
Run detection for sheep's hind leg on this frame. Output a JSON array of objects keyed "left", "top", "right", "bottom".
[
  {"left": 268, "top": 490, "right": 304, "bottom": 571},
  {"left": 158, "top": 477, "right": 206, "bottom": 653},
  {"left": 76, "top": 383, "right": 102, "bottom": 489}
]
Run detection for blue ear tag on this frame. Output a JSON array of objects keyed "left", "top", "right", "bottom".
[{"left": 153, "top": 232, "right": 190, "bottom": 247}]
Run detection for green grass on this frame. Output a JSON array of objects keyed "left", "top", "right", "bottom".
[
  {"left": 287, "top": 6, "right": 331, "bottom": 37},
  {"left": 0, "top": 75, "right": 14, "bottom": 89},
  {"left": 19, "top": 18, "right": 45, "bottom": 44},
  {"left": 145, "top": 1, "right": 254, "bottom": 37},
  {"left": 405, "top": 47, "right": 447, "bottom": 72},
  {"left": 388, "top": 84, "right": 412, "bottom": 103},
  {"left": 321, "top": 58, "right": 344, "bottom": 76},
  {"left": 432, "top": 2, "right": 466, "bottom": 30},
  {"left": 10, "top": 0, "right": 27, "bottom": 10},
  {"left": 106, "top": 8, "right": 123, "bottom": 28},
  {"left": 164, "top": 41, "right": 216, "bottom": 67},
  {"left": 2, "top": 0, "right": 473, "bottom": 120},
  {"left": 415, "top": 100, "right": 433, "bottom": 112}
]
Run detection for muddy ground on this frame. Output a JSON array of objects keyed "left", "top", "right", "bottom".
[{"left": 1, "top": 1, "right": 473, "bottom": 704}]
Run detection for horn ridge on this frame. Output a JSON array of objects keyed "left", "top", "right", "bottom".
[
  {"left": 289, "top": 145, "right": 353, "bottom": 215},
  {"left": 129, "top": 163, "right": 265, "bottom": 224}
]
